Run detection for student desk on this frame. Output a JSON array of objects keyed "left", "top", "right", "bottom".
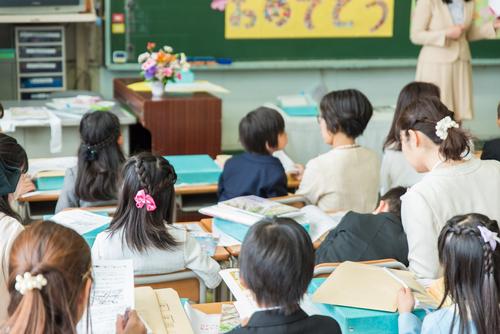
[
  {"left": 279, "top": 105, "right": 395, "bottom": 164},
  {"left": 17, "top": 174, "right": 301, "bottom": 222},
  {"left": 113, "top": 78, "right": 222, "bottom": 157},
  {"left": 1, "top": 98, "right": 136, "bottom": 158}
]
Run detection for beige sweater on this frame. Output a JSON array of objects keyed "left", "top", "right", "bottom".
[
  {"left": 0, "top": 213, "right": 23, "bottom": 322},
  {"left": 401, "top": 158, "right": 500, "bottom": 280},
  {"left": 297, "top": 146, "right": 380, "bottom": 213}
]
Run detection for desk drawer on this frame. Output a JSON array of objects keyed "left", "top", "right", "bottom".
[
  {"left": 19, "top": 45, "right": 62, "bottom": 59},
  {"left": 20, "top": 76, "right": 63, "bottom": 89},
  {"left": 18, "top": 30, "right": 63, "bottom": 43},
  {"left": 20, "top": 61, "right": 62, "bottom": 73}
]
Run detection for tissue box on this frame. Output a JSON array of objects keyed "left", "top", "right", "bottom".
[{"left": 164, "top": 155, "right": 222, "bottom": 185}]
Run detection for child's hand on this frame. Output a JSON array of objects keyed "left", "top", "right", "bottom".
[
  {"left": 241, "top": 317, "right": 250, "bottom": 327},
  {"left": 14, "top": 174, "right": 36, "bottom": 200},
  {"left": 446, "top": 25, "right": 464, "bottom": 40},
  {"left": 116, "top": 310, "right": 147, "bottom": 334},
  {"left": 397, "top": 288, "right": 415, "bottom": 314},
  {"left": 291, "top": 164, "right": 305, "bottom": 181}
]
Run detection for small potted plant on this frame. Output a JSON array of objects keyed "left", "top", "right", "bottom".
[{"left": 138, "top": 42, "right": 190, "bottom": 98}]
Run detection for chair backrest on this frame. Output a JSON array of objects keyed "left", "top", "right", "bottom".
[
  {"left": 313, "top": 259, "right": 407, "bottom": 278},
  {"left": 134, "top": 270, "right": 207, "bottom": 303}
]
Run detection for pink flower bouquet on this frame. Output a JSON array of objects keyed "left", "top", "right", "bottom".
[{"left": 138, "top": 42, "right": 190, "bottom": 84}]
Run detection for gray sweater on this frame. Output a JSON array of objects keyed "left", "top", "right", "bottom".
[{"left": 55, "top": 166, "right": 117, "bottom": 213}]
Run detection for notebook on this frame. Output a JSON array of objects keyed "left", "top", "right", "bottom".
[
  {"left": 135, "top": 287, "right": 194, "bottom": 334},
  {"left": 312, "top": 261, "right": 437, "bottom": 313}
]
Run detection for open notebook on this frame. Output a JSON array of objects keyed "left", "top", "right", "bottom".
[
  {"left": 312, "top": 261, "right": 438, "bottom": 313},
  {"left": 135, "top": 287, "right": 194, "bottom": 334}
]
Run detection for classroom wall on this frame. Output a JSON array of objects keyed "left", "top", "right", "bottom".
[{"left": 100, "top": 61, "right": 500, "bottom": 153}]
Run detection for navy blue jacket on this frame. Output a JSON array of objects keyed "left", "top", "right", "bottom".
[
  {"left": 218, "top": 152, "right": 288, "bottom": 201},
  {"left": 481, "top": 138, "right": 500, "bottom": 163},
  {"left": 228, "top": 308, "right": 341, "bottom": 334}
]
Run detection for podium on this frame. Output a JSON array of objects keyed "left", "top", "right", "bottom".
[{"left": 114, "top": 78, "right": 222, "bottom": 157}]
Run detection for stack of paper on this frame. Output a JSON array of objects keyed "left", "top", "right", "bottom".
[{"left": 50, "top": 209, "right": 111, "bottom": 238}]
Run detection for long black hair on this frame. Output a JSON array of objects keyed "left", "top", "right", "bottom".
[
  {"left": 438, "top": 213, "right": 500, "bottom": 334},
  {"left": 0, "top": 133, "right": 28, "bottom": 221},
  {"left": 384, "top": 82, "right": 440, "bottom": 151},
  {"left": 75, "top": 111, "right": 125, "bottom": 202},
  {"left": 108, "top": 152, "right": 178, "bottom": 252}
]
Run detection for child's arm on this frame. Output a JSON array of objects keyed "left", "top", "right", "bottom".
[
  {"left": 397, "top": 288, "right": 422, "bottom": 334},
  {"left": 401, "top": 191, "right": 440, "bottom": 279},
  {"left": 183, "top": 232, "right": 222, "bottom": 289}
]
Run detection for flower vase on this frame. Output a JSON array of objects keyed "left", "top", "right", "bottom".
[{"left": 150, "top": 81, "right": 165, "bottom": 98}]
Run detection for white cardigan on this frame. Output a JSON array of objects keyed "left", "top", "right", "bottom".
[
  {"left": 91, "top": 224, "right": 221, "bottom": 289},
  {"left": 401, "top": 158, "right": 500, "bottom": 280},
  {"left": 0, "top": 213, "right": 23, "bottom": 322},
  {"left": 297, "top": 146, "right": 380, "bottom": 213}
]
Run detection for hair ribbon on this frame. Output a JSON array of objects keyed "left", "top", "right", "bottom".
[
  {"left": 134, "top": 189, "right": 156, "bottom": 212},
  {"left": 477, "top": 226, "right": 500, "bottom": 251}
]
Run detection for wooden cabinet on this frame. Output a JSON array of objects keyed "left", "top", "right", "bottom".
[{"left": 114, "top": 78, "right": 222, "bottom": 157}]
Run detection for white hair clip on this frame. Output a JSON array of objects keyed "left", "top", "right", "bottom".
[
  {"left": 435, "top": 116, "right": 459, "bottom": 140},
  {"left": 15, "top": 272, "right": 47, "bottom": 295}
]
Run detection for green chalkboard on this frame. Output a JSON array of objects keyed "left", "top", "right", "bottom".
[{"left": 104, "top": 0, "right": 500, "bottom": 67}]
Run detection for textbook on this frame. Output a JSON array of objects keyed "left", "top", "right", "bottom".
[
  {"left": 28, "top": 156, "right": 77, "bottom": 191},
  {"left": 219, "top": 268, "right": 325, "bottom": 320},
  {"left": 312, "top": 261, "right": 437, "bottom": 313},
  {"left": 200, "top": 195, "right": 303, "bottom": 226},
  {"left": 135, "top": 287, "right": 194, "bottom": 334}
]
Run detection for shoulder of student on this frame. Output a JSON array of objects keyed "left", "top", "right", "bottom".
[{"left": 0, "top": 213, "right": 23, "bottom": 240}]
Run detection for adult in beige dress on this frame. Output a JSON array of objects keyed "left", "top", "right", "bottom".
[{"left": 411, "top": 0, "right": 500, "bottom": 120}]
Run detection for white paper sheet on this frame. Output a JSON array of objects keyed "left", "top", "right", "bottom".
[
  {"left": 50, "top": 209, "right": 111, "bottom": 235},
  {"left": 272, "top": 150, "right": 299, "bottom": 174},
  {"left": 86, "top": 259, "right": 135, "bottom": 334},
  {"left": 300, "top": 206, "right": 346, "bottom": 242},
  {"left": 184, "top": 304, "right": 221, "bottom": 334},
  {"left": 212, "top": 224, "right": 242, "bottom": 247},
  {"left": 490, "top": 0, "right": 500, "bottom": 16}
]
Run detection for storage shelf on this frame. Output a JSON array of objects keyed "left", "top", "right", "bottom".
[
  {"left": 0, "top": 11, "right": 96, "bottom": 24},
  {"left": 19, "top": 87, "right": 65, "bottom": 93},
  {"left": 19, "top": 72, "right": 64, "bottom": 78},
  {"left": 17, "top": 57, "right": 64, "bottom": 61}
]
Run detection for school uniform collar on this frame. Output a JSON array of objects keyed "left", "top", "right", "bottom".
[
  {"left": 245, "top": 308, "right": 308, "bottom": 328},
  {"left": 241, "top": 152, "right": 280, "bottom": 164}
]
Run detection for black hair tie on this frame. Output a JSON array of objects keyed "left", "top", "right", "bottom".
[{"left": 85, "top": 146, "right": 98, "bottom": 161}]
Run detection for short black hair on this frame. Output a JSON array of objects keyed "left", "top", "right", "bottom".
[
  {"left": 320, "top": 89, "right": 373, "bottom": 139},
  {"left": 239, "top": 217, "right": 314, "bottom": 315},
  {"left": 380, "top": 186, "right": 407, "bottom": 217},
  {"left": 497, "top": 102, "right": 500, "bottom": 119},
  {"left": 239, "top": 107, "right": 285, "bottom": 155},
  {"left": 0, "top": 102, "right": 4, "bottom": 119}
]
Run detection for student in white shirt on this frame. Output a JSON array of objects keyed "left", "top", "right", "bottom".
[
  {"left": 397, "top": 96, "right": 500, "bottom": 280},
  {"left": 0, "top": 134, "right": 29, "bottom": 323},
  {"left": 380, "top": 82, "right": 441, "bottom": 194},
  {"left": 92, "top": 152, "right": 221, "bottom": 289},
  {"left": 296, "top": 89, "right": 380, "bottom": 213},
  {"left": 397, "top": 213, "right": 500, "bottom": 334}
]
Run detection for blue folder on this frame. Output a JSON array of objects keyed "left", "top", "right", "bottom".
[
  {"left": 35, "top": 175, "right": 65, "bottom": 191},
  {"left": 308, "top": 278, "right": 428, "bottom": 334},
  {"left": 164, "top": 154, "right": 222, "bottom": 185}
]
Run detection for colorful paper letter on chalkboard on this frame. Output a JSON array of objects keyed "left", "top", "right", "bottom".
[{"left": 225, "top": 0, "right": 395, "bottom": 39}]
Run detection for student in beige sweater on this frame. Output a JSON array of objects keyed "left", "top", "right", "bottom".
[
  {"left": 297, "top": 89, "right": 380, "bottom": 213},
  {"left": 397, "top": 96, "right": 500, "bottom": 280}
]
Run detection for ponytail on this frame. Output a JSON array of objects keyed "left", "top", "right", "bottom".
[
  {"left": 396, "top": 97, "right": 471, "bottom": 161},
  {"left": 5, "top": 221, "right": 92, "bottom": 334}
]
